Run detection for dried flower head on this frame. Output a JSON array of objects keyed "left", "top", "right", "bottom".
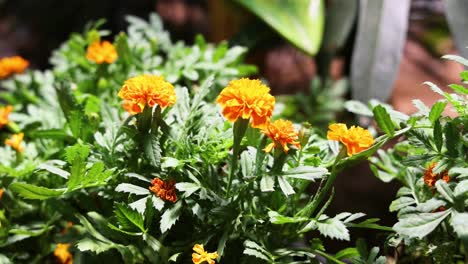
[
  {"left": 216, "top": 78, "right": 275, "bottom": 128},
  {"left": 327, "top": 123, "right": 374, "bottom": 156},
  {"left": 5, "top": 133, "right": 24, "bottom": 153},
  {"left": 262, "top": 119, "right": 301, "bottom": 153},
  {"left": 149, "top": 178, "right": 177, "bottom": 202},
  {"left": 118, "top": 75, "right": 176, "bottom": 115},
  {"left": 424, "top": 162, "right": 450, "bottom": 188},
  {"left": 54, "top": 243, "right": 73, "bottom": 264},
  {"left": 86, "top": 40, "right": 118, "bottom": 64},
  {"left": 0, "top": 56, "right": 29, "bottom": 79},
  {"left": 192, "top": 244, "right": 218, "bottom": 264},
  {"left": 0, "top": 105, "right": 13, "bottom": 130}
]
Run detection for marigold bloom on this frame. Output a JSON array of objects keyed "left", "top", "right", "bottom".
[
  {"left": 424, "top": 163, "right": 450, "bottom": 188},
  {"left": 118, "top": 75, "right": 176, "bottom": 115},
  {"left": 0, "top": 56, "right": 29, "bottom": 79},
  {"left": 192, "top": 244, "right": 218, "bottom": 264},
  {"left": 5, "top": 133, "right": 24, "bottom": 153},
  {"left": 216, "top": 78, "right": 275, "bottom": 128},
  {"left": 54, "top": 243, "right": 73, "bottom": 264},
  {"left": 327, "top": 123, "right": 374, "bottom": 156},
  {"left": 0, "top": 189, "right": 4, "bottom": 200},
  {"left": 86, "top": 40, "right": 118, "bottom": 64},
  {"left": 149, "top": 178, "right": 177, "bottom": 202},
  {"left": 262, "top": 119, "right": 301, "bottom": 153},
  {"left": 0, "top": 105, "right": 13, "bottom": 130}
]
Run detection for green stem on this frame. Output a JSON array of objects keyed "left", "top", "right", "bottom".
[
  {"left": 308, "top": 147, "right": 347, "bottom": 216},
  {"left": 226, "top": 118, "right": 249, "bottom": 197}
]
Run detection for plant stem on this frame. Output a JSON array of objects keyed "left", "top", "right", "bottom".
[
  {"left": 308, "top": 147, "right": 347, "bottom": 216},
  {"left": 226, "top": 118, "right": 249, "bottom": 197}
]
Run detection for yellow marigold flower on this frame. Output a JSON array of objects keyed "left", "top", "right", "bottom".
[
  {"left": 0, "top": 56, "right": 29, "bottom": 79},
  {"left": 149, "top": 178, "right": 177, "bottom": 203},
  {"left": 262, "top": 119, "right": 301, "bottom": 153},
  {"left": 0, "top": 105, "right": 13, "bottom": 130},
  {"left": 118, "top": 75, "right": 176, "bottom": 115},
  {"left": 54, "top": 243, "right": 73, "bottom": 264},
  {"left": 192, "top": 244, "right": 218, "bottom": 264},
  {"left": 327, "top": 123, "right": 374, "bottom": 156},
  {"left": 5, "top": 133, "right": 24, "bottom": 153},
  {"left": 216, "top": 78, "right": 275, "bottom": 128},
  {"left": 86, "top": 40, "right": 118, "bottom": 64},
  {"left": 424, "top": 162, "right": 450, "bottom": 188}
]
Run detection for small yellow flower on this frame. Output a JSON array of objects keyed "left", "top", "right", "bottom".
[
  {"left": 5, "top": 133, "right": 24, "bottom": 153},
  {"left": 0, "top": 56, "right": 29, "bottom": 79},
  {"left": 327, "top": 123, "right": 374, "bottom": 156},
  {"left": 192, "top": 244, "right": 218, "bottom": 264},
  {"left": 118, "top": 75, "right": 176, "bottom": 115},
  {"left": 54, "top": 243, "right": 73, "bottom": 264},
  {"left": 216, "top": 78, "right": 275, "bottom": 129},
  {"left": 0, "top": 105, "right": 13, "bottom": 130},
  {"left": 86, "top": 40, "right": 118, "bottom": 64},
  {"left": 262, "top": 119, "right": 301, "bottom": 153}
]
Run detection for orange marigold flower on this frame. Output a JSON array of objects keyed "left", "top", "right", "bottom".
[
  {"left": 423, "top": 163, "right": 450, "bottom": 188},
  {"left": 262, "top": 119, "right": 301, "bottom": 153},
  {"left": 0, "top": 56, "right": 29, "bottom": 79},
  {"left": 118, "top": 75, "right": 176, "bottom": 115},
  {"left": 327, "top": 123, "right": 374, "bottom": 156},
  {"left": 216, "top": 78, "right": 275, "bottom": 129},
  {"left": 0, "top": 188, "right": 4, "bottom": 200},
  {"left": 86, "top": 40, "right": 118, "bottom": 64},
  {"left": 5, "top": 133, "right": 24, "bottom": 153},
  {"left": 192, "top": 244, "right": 218, "bottom": 264},
  {"left": 54, "top": 243, "right": 73, "bottom": 264},
  {"left": 149, "top": 178, "right": 177, "bottom": 202},
  {"left": 0, "top": 105, "right": 13, "bottom": 130}
]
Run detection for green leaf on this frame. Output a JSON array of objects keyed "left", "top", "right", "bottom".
[
  {"left": 144, "top": 133, "right": 161, "bottom": 167},
  {"left": 37, "top": 163, "right": 70, "bottom": 179},
  {"left": 428, "top": 101, "right": 447, "bottom": 124},
  {"left": 76, "top": 238, "right": 114, "bottom": 254},
  {"left": 435, "top": 180, "right": 455, "bottom": 203},
  {"left": 260, "top": 175, "right": 275, "bottom": 192},
  {"left": 66, "top": 144, "right": 90, "bottom": 190},
  {"left": 373, "top": 105, "right": 395, "bottom": 136},
  {"left": 335, "top": 247, "right": 359, "bottom": 260},
  {"left": 344, "top": 100, "right": 373, "bottom": 116},
  {"left": 444, "top": 122, "right": 460, "bottom": 158},
  {"left": 277, "top": 175, "right": 295, "bottom": 196},
  {"left": 393, "top": 210, "right": 451, "bottom": 238},
  {"left": 243, "top": 240, "right": 273, "bottom": 261},
  {"left": 268, "top": 211, "right": 309, "bottom": 224},
  {"left": 283, "top": 166, "right": 327, "bottom": 181},
  {"left": 235, "top": 0, "right": 324, "bottom": 55},
  {"left": 9, "top": 182, "right": 65, "bottom": 200},
  {"left": 448, "top": 84, "right": 468, "bottom": 95},
  {"left": 433, "top": 119, "right": 443, "bottom": 152},
  {"left": 389, "top": 196, "right": 416, "bottom": 212},
  {"left": 454, "top": 180, "right": 468, "bottom": 197},
  {"left": 160, "top": 201, "right": 182, "bottom": 233},
  {"left": 450, "top": 212, "right": 468, "bottom": 240},
  {"left": 442, "top": 54, "right": 468, "bottom": 67},
  {"left": 175, "top": 182, "right": 200, "bottom": 198},
  {"left": 114, "top": 203, "right": 145, "bottom": 233},
  {"left": 129, "top": 197, "right": 149, "bottom": 214},
  {"left": 115, "top": 183, "right": 150, "bottom": 195},
  {"left": 317, "top": 217, "right": 350, "bottom": 241}
]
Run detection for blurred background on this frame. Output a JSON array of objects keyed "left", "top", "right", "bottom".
[{"left": 0, "top": 0, "right": 464, "bottom": 252}]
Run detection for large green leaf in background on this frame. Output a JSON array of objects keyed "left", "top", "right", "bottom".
[
  {"left": 235, "top": 0, "right": 325, "bottom": 56},
  {"left": 350, "top": 0, "right": 411, "bottom": 102}
]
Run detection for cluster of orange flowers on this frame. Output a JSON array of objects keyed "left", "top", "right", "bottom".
[
  {"left": 424, "top": 162, "right": 450, "bottom": 188},
  {"left": 149, "top": 177, "right": 177, "bottom": 203},
  {"left": 54, "top": 243, "right": 73, "bottom": 264},
  {"left": 192, "top": 244, "right": 218, "bottom": 264},
  {"left": 327, "top": 123, "right": 374, "bottom": 156},
  {"left": 118, "top": 75, "right": 176, "bottom": 115},
  {"left": 0, "top": 106, "right": 24, "bottom": 152},
  {"left": 86, "top": 40, "right": 118, "bottom": 64},
  {"left": 0, "top": 56, "right": 29, "bottom": 79}
]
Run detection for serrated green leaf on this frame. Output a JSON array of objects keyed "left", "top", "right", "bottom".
[
  {"left": 9, "top": 182, "right": 65, "bottom": 200},
  {"left": 454, "top": 180, "right": 468, "bottom": 197},
  {"left": 160, "top": 201, "right": 182, "bottom": 233},
  {"left": 114, "top": 203, "right": 145, "bottom": 233},
  {"left": 444, "top": 122, "right": 460, "bottom": 158},
  {"left": 373, "top": 105, "right": 395, "bottom": 136},
  {"left": 277, "top": 175, "right": 295, "bottom": 196},
  {"left": 317, "top": 217, "right": 350, "bottom": 241},
  {"left": 283, "top": 166, "right": 327, "bottom": 181},
  {"left": 144, "top": 133, "right": 161, "bottom": 167},
  {"left": 344, "top": 100, "right": 373, "bottom": 116},
  {"left": 428, "top": 101, "right": 447, "bottom": 124},
  {"left": 129, "top": 197, "right": 149, "bottom": 214},
  {"left": 450, "top": 212, "right": 468, "bottom": 240},
  {"left": 268, "top": 211, "right": 309, "bottom": 224},
  {"left": 448, "top": 84, "right": 468, "bottom": 95},
  {"left": 389, "top": 196, "right": 416, "bottom": 212},
  {"left": 433, "top": 119, "right": 443, "bottom": 152},
  {"left": 260, "top": 175, "right": 275, "bottom": 192},
  {"left": 175, "top": 182, "right": 200, "bottom": 197},
  {"left": 393, "top": 210, "right": 451, "bottom": 238},
  {"left": 243, "top": 240, "right": 272, "bottom": 261},
  {"left": 115, "top": 183, "right": 150, "bottom": 195},
  {"left": 435, "top": 180, "right": 455, "bottom": 203}
]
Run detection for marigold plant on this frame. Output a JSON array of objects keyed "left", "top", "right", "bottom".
[
  {"left": 0, "top": 56, "right": 29, "bottom": 79},
  {"left": 86, "top": 40, "right": 118, "bottom": 64},
  {"left": 118, "top": 74, "right": 176, "bottom": 114}
]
